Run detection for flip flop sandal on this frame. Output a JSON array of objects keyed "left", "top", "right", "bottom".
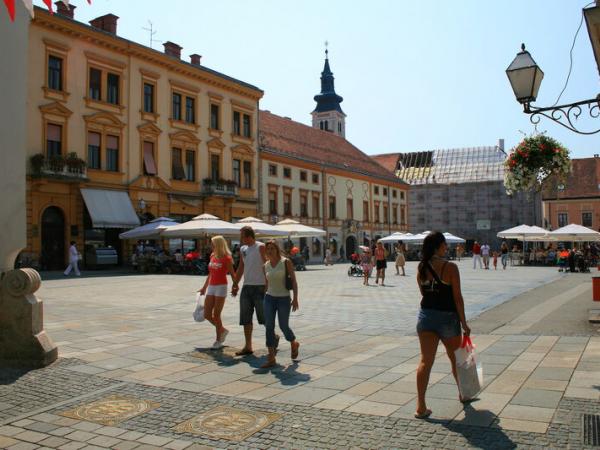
[{"left": 414, "top": 409, "right": 432, "bottom": 419}]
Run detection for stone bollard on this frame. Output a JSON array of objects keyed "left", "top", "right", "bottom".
[{"left": 0, "top": 268, "right": 58, "bottom": 368}]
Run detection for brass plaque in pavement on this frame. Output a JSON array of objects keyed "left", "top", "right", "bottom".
[
  {"left": 60, "top": 394, "right": 160, "bottom": 426},
  {"left": 174, "top": 406, "right": 280, "bottom": 441}
]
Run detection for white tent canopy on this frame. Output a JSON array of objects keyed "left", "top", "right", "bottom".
[
  {"left": 119, "top": 217, "right": 178, "bottom": 240},
  {"left": 272, "top": 219, "right": 326, "bottom": 238},
  {"left": 233, "top": 217, "right": 289, "bottom": 237},
  {"left": 546, "top": 224, "right": 600, "bottom": 242},
  {"left": 161, "top": 213, "right": 240, "bottom": 238}
]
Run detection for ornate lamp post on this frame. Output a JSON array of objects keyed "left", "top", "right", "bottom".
[{"left": 506, "top": 44, "right": 600, "bottom": 135}]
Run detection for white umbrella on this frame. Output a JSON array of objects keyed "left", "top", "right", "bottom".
[
  {"left": 119, "top": 217, "right": 178, "bottom": 240},
  {"left": 161, "top": 213, "right": 240, "bottom": 238},
  {"left": 546, "top": 224, "right": 600, "bottom": 242},
  {"left": 497, "top": 224, "right": 534, "bottom": 239},
  {"left": 443, "top": 232, "right": 466, "bottom": 244},
  {"left": 378, "top": 232, "right": 409, "bottom": 243},
  {"left": 273, "top": 219, "right": 326, "bottom": 238},
  {"left": 233, "top": 217, "right": 289, "bottom": 237}
]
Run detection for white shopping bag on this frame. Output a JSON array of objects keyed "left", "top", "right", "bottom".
[
  {"left": 454, "top": 336, "right": 483, "bottom": 401},
  {"left": 193, "top": 292, "right": 205, "bottom": 322}
]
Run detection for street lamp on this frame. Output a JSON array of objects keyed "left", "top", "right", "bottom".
[{"left": 506, "top": 43, "right": 600, "bottom": 135}]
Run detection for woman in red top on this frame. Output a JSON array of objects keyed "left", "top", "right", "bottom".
[
  {"left": 374, "top": 240, "right": 387, "bottom": 286},
  {"left": 199, "top": 235, "right": 238, "bottom": 349}
]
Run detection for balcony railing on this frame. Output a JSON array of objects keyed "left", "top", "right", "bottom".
[
  {"left": 36, "top": 161, "right": 87, "bottom": 179},
  {"left": 202, "top": 180, "right": 238, "bottom": 197}
]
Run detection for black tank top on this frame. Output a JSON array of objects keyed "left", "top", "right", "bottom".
[{"left": 420, "top": 261, "right": 457, "bottom": 312}]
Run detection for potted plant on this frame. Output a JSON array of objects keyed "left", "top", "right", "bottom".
[
  {"left": 65, "top": 152, "right": 86, "bottom": 173},
  {"left": 48, "top": 154, "right": 65, "bottom": 172},
  {"left": 504, "top": 134, "right": 571, "bottom": 194},
  {"left": 30, "top": 153, "right": 45, "bottom": 174}
]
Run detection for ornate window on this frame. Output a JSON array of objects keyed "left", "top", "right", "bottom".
[{"left": 43, "top": 39, "right": 70, "bottom": 101}]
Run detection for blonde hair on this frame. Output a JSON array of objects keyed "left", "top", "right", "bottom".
[
  {"left": 211, "top": 235, "right": 231, "bottom": 258},
  {"left": 265, "top": 240, "right": 282, "bottom": 260}
]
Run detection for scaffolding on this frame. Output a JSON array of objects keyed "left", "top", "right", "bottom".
[{"left": 397, "top": 146, "right": 507, "bottom": 185}]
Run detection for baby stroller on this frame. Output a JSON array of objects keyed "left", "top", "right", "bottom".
[
  {"left": 291, "top": 254, "right": 306, "bottom": 271},
  {"left": 348, "top": 263, "right": 364, "bottom": 277}
]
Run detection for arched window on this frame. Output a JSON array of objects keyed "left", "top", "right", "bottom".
[
  {"left": 338, "top": 122, "right": 342, "bottom": 133},
  {"left": 319, "top": 121, "right": 324, "bottom": 130},
  {"left": 325, "top": 120, "right": 329, "bottom": 131}
]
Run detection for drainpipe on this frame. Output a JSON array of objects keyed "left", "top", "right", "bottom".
[{"left": 322, "top": 169, "right": 327, "bottom": 241}]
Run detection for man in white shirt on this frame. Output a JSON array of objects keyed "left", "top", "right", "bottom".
[
  {"left": 481, "top": 243, "right": 491, "bottom": 270},
  {"left": 233, "top": 226, "right": 267, "bottom": 355},
  {"left": 64, "top": 241, "right": 81, "bottom": 276}
]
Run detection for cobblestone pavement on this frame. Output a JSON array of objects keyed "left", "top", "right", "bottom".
[{"left": 1, "top": 261, "right": 598, "bottom": 448}]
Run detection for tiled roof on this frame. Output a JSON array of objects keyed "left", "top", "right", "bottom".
[
  {"left": 371, "top": 153, "right": 401, "bottom": 173},
  {"left": 259, "top": 111, "right": 403, "bottom": 184},
  {"left": 543, "top": 157, "right": 600, "bottom": 200}
]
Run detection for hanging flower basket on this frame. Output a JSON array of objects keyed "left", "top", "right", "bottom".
[{"left": 504, "top": 135, "right": 571, "bottom": 194}]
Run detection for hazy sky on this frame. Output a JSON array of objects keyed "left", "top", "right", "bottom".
[{"left": 32, "top": 0, "right": 599, "bottom": 158}]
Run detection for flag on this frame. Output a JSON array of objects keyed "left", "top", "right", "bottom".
[
  {"left": 21, "top": 0, "right": 34, "bottom": 18},
  {"left": 42, "top": 0, "right": 53, "bottom": 14},
  {"left": 3, "top": 0, "right": 15, "bottom": 21}
]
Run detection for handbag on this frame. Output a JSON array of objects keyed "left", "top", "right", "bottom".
[
  {"left": 193, "top": 292, "right": 205, "bottom": 322},
  {"left": 284, "top": 258, "right": 294, "bottom": 291},
  {"left": 454, "top": 336, "right": 483, "bottom": 401}
]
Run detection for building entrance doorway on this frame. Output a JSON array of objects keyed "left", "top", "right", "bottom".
[
  {"left": 41, "top": 206, "right": 65, "bottom": 270},
  {"left": 345, "top": 235, "right": 357, "bottom": 259}
]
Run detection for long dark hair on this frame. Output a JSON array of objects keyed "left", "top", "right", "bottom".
[{"left": 418, "top": 231, "right": 446, "bottom": 280}]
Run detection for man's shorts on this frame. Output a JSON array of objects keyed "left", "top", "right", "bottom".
[{"left": 240, "top": 285, "right": 265, "bottom": 325}]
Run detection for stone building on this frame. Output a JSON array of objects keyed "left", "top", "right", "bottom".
[
  {"left": 259, "top": 54, "right": 408, "bottom": 261},
  {"left": 373, "top": 141, "right": 542, "bottom": 248},
  {"left": 24, "top": 4, "right": 263, "bottom": 269},
  {"left": 543, "top": 157, "right": 600, "bottom": 230}
]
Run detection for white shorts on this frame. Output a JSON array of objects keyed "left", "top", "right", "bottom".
[{"left": 206, "top": 284, "right": 227, "bottom": 298}]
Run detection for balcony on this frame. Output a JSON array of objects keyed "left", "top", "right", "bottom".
[
  {"left": 202, "top": 179, "right": 238, "bottom": 197},
  {"left": 29, "top": 153, "right": 88, "bottom": 180}
]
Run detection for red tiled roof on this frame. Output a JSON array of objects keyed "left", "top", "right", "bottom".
[
  {"left": 372, "top": 153, "right": 400, "bottom": 173},
  {"left": 259, "top": 111, "right": 404, "bottom": 184},
  {"left": 543, "top": 157, "right": 600, "bottom": 199}
]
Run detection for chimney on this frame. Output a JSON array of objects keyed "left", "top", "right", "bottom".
[
  {"left": 498, "top": 138, "right": 505, "bottom": 152},
  {"left": 190, "top": 54, "right": 202, "bottom": 66},
  {"left": 89, "top": 14, "right": 119, "bottom": 35},
  {"left": 163, "top": 42, "right": 182, "bottom": 59},
  {"left": 55, "top": 1, "right": 75, "bottom": 19}
]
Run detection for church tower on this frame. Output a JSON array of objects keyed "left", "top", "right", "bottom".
[{"left": 311, "top": 48, "right": 346, "bottom": 138}]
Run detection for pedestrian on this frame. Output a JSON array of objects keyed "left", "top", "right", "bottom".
[
  {"left": 395, "top": 242, "right": 406, "bottom": 276},
  {"left": 492, "top": 250, "right": 498, "bottom": 270},
  {"left": 338, "top": 245, "right": 345, "bottom": 262},
  {"left": 324, "top": 246, "right": 333, "bottom": 266},
  {"left": 261, "top": 240, "right": 300, "bottom": 368},
  {"left": 233, "top": 226, "right": 267, "bottom": 356},
  {"left": 415, "top": 231, "right": 470, "bottom": 419},
  {"left": 456, "top": 244, "right": 464, "bottom": 261},
  {"left": 361, "top": 248, "right": 372, "bottom": 286},
  {"left": 199, "top": 235, "right": 237, "bottom": 349},
  {"left": 481, "top": 243, "right": 490, "bottom": 269},
  {"left": 374, "top": 240, "right": 387, "bottom": 286},
  {"left": 64, "top": 241, "right": 81, "bottom": 276},
  {"left": 472, "top": 241, "right": 482, "bottom": 269},
  {"left": 500, "top": 241, "right": 509, "bottom": 269},
  {"left": 302, "top": 245, "right": 310, "bottom": 263}
]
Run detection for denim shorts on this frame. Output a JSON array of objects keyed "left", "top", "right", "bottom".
[
  {"left": 239, "top": 285, "right": 265, "bottom": 325},
  {"left": 416, "top": 308, "right": 461, "bottom": 339}
]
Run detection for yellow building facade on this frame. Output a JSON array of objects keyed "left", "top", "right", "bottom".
[{"left": 25, "top": 7, "right": 262, "bottom": 269}]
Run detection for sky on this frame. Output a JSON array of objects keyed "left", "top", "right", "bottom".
[{"left": 32, "top": 0, "right": 600, "bottom": 158}]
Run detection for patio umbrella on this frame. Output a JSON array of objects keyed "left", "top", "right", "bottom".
[
  {"left": 161, "top": 213, "right": 240, "bottom": 238},
  {"left": 272, "top": 219, "right": 326, "bottom": 238},
  {"left": 443, "top": 232, "right": 466, "bottom": 244},
  {"left": 119, "top": 217, "right": 178, "bottom": 240},
  {"left": 378, "top": 232, "right": 409, "bottom": 243},
  {"left": 233, "top": 217, "right": 289, "bottom": 237},
  {"left": 546, "top": 224, "right": 600, "bottom": 242}
]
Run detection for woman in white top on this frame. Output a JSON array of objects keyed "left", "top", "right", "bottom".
[{"left": 261, "top": 240, "right": 300, "bottom": 368}]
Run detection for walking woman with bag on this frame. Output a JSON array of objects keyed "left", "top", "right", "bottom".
[
  {"left": 261, "top": 240, "right": 300, "bottom": 368},
  {"left": 415, "top": 231, "right": 470, "bottom": 419},
  {"left": 199, "top": 235, "right": 238, "bottom": 350}
]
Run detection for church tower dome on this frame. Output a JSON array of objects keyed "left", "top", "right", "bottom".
[{"left": 311, "top": 47, "right": 346, "bottom": 138}]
